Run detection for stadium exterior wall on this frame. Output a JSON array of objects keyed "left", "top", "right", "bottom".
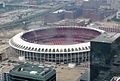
[{"left": 9, "top": 26, "right": 104, "bottom": 64}]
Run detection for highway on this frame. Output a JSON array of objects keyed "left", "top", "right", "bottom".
[
  {"left": 0, "top": 3, "right": 66, "bottom": 29},
  {"left": 5, "top": 4, "right": 53, "bottom": 9}
]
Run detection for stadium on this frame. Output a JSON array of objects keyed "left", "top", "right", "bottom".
[{"left": 9, "top": 26, "right": 104, "bottom": 64}]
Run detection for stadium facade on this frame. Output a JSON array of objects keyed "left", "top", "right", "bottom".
[{"left": 9, "top": 26, "right": 104, "bottom": 64}]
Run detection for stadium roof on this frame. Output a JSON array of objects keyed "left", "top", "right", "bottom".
[
  {"left": 9, "top": 63, "right": 56, "bottom": 81},
  {"left": 9, "top": 26, "right": 104, "bottom": 53},
  {"left": 91, "top": 32, "right": 120, "bottom": 43}
]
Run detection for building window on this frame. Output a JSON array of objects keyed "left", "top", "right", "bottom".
[
  {"left": 45, "top": 49, "right": 48, "bottom": 52},
  {"left": 68, "top": 48, "right": 70, "bottom": 52},
  {"left": 64, "top": 49, "right": 67, "bottom": 52},
  {"left": 49, "top": 49, "right": 51, "bottom": 52},
  {"left": 31, "top": 48, "right": 34, "bottom": 50},
  {"left": 56, "top": 49, "right": 59, "bottom": 52},
  {"left": 38, "top": 48, "right": 41, "bottom": 51},
  {"left": 28, "top": 47, "right": 31, "bottom": 50},
  {"left": 25, "top": 47, "right": 28, "bottom": 50},
  {"left": 53, "top": 49, "right": 55, "bottom": 52},
  {"left": 41, "top": 48, "right": 44, "bottom": 52},
  {"left": 82, "top": 47, "right": 85, "bottom": 50},
  {"left": 23, "top": 46, "right": 25, "bottom": 49},
  {"left": 75, "top": 48, "right": 78, "bottom": 51},
  {"left": 85, "top": 47, "right": 88, "bottom": 50},
  {"left": 35, "top": 48, "right": 37, "bottom": 51},
  {"left": 71, "top": 48, "right": 74, "bottom": 51},
  {"left": 79, "top": 47, "right": 81, "bottom": 50}
]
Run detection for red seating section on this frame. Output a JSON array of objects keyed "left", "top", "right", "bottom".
[{"left": 22, "top": 27, "right": 101, "bottom": 45}]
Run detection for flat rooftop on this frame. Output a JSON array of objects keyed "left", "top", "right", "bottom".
[
  {"left": 9, "top": 63, "right": 56, "bottom": 80},
  {"left": 94, "top": 22, "right": 120, "bottom": 28},
  {"left": 91, "top": 32, "right": 120, "bottom": 43}
]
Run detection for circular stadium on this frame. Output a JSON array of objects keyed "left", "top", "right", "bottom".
[{"left": 9, "top": 26, "right": 104, "bottom": 64}]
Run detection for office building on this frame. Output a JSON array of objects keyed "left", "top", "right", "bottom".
[
  {"left": 90, "top": 32, "right": 120, "bottom": 81},
  {"left": 8, "top": 63, "right": 56, "bottom": 81}
]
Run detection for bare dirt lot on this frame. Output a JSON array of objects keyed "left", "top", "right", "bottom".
[{"left": 55, "top": 63, "right": 89, "bottom": 81}]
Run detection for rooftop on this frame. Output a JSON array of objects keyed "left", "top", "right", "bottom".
[
  {"left": 91, "top": 32, "right": 120, "bottom": 43},
  {"left": 9, "top": 63, "right": 56, "bottom": 80},
  {"left": 94, "top": 22, "right": 120, "bottom": 28}
]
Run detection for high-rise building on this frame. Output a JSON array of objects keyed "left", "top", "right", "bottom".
[
  {"left": 90, "top": 32, "right": 120, "bottom": 81},
  {"left": 7, "top": 63, "right": 56, "bottom": 81}
]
